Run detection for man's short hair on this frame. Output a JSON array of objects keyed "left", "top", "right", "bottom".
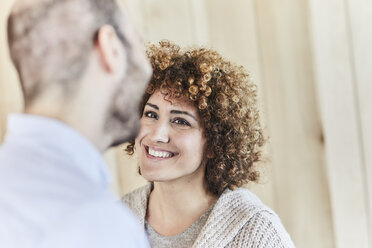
[{"left": 7, "top": 0, "right": 127, "bottom": 105}]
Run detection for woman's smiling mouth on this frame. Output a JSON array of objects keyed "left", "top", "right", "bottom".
[{"left": 145, "top": 145, "right": 176, "bottom": 158}]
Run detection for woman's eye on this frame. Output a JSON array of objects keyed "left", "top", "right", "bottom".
[
  {"left": 143, "top": 111, "right": 158, "bottom": 119},
  {"left": 172, "top": 118, "right": 190, "bottom": 126}
]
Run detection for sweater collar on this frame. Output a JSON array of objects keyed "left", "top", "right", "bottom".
[
  {"left": 193, "top": 187, "right": 267, "bottom": 248},
  {"left": 127, "top": 184, "right": 268, "bottom": 248}
]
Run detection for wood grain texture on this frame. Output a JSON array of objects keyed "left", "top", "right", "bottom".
[
  {"left": 142, "top": 0, "right": 195, "bottom": 46},
  {"left": 308, "top": 0, "right": 370, "bottom": 247},
  {"left": 189, "top": 0, "right": 209, "bottom": 45},
  {"left": 0, "top": 0, "right": 23, "bottom": 142},
  {"left": 346, "top": 0, "right": 372, "bottom": 241},
  {"left": 122, "top": 0, "right": 147, "bottom": 37},
  {"left": 255, "top": 0, "right": 334, "bottom": 247}
]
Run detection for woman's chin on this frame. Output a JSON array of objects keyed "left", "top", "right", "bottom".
[
  {"left": 140, "top": 167, "right": 162, "bottom": 182},
  {"left": 141, "top": 171, "right": 170, "bottom": 183}
]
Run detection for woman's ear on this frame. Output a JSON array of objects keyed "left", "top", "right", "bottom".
[
  {"left": 206, "top": 148, "right": 214, "bottom": 159},
  {"left": 95, "top": 25, "right": 127, "bottom": 75}
]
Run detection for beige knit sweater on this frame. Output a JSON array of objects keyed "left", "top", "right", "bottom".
[{"left": 122, "top": 184, "right": 296, "bottom": 248}]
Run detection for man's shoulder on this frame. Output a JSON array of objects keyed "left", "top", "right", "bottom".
[
  {"left": 0, "top": 192, "right": 150, "bottom": 248},
  {"left": 121, "top": 184, "right": 151, "bottom": 225},
  {"left": 42, "top": 196, "right": 149, "bottom": 248}
]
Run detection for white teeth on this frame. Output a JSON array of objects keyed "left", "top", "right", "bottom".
[{"left": 148, "top": 147, "right": 173, "bottom": 158}]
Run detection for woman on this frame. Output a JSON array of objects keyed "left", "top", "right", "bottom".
[{"left": 122, "top": 41, "right": 295, "bottom": 248}]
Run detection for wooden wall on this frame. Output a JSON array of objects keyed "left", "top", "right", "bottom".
[
  {"left": 1, "top": 0, "right": 371, "bottom": 247},
  {"left": 0, "top": 0, "right": 23, "bottom": 140},
  {"left": 309, "top": 0, "right": 372, "bottom": 247}
]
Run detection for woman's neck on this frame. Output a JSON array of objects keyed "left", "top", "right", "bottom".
[{"left": 146, "top": 180, "right": 216, "bottom": 236}]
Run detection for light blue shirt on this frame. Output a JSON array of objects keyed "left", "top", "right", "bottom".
[{"left": 0, "top": 114, "right": 149, "bottom": 248}]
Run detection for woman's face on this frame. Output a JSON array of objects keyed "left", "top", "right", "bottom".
[{"left": 135, "top": 90, "right": 206, "bottom": 183}]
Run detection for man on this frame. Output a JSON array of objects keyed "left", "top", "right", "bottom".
[{"left": 0, "top": 0, "right": 152, "bottom": 247}]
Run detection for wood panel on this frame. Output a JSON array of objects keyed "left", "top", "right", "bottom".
[
  {"left": 346, "top": 0, "right": 372, "bottom": 241},
  {"left": 308, "top": 0, "right": 370, "bottom": 247},
  {"left": 189, "top": 0, "right": 209, "bottom": 45},
  {"left": 204, "top": 0, "right": 261, "bottom": 83},
  {"left": 142, "top": 0, "right": 195, "bottom": 46},
  {"left": 255, "top": 0, "right": 334, "bottom": 247},
  {"left": 0, "top": 0, "right": 23, "bottom": 142},
  {"left": 122, "top": 0, "right": 147, "bottom": 38}
]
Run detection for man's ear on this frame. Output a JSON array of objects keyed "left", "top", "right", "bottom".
[{"left": 95, "top": 25, "right": 127, "bottom": 75}]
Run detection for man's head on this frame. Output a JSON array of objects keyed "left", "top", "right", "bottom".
[{"left": 7, "top": 0, "right": 152, "bottom": 150}]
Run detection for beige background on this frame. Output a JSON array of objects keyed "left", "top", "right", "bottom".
[{"left": 1, "top": 0, "right": 371, "bottom": 247}]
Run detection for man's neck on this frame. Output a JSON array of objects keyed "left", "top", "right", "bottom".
[{"left": 24, "top": 105, "right": 110, "bottom": 153}]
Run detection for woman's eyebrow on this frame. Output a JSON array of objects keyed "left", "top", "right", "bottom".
[
  {"left": 145, "top": 103, "right": 158, "bottom": 110},
  {"left": 146, "top": 102, "right": 197, "bottom": 121},
  {"left": 170, "top": 110, "right": 197, "bottom": 121}
]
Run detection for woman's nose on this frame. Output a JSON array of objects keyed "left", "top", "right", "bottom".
[{"left": 149, "top": 120, "right": 170, "bottom": 143}]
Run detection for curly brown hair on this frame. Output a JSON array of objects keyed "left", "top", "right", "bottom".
[{"left": 126, "top": 40, "right": 266, "bottom": 196}]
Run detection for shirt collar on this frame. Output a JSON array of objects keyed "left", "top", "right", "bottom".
[{"left": 5, "top": 113, "right": 111, "bottom": 188}]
